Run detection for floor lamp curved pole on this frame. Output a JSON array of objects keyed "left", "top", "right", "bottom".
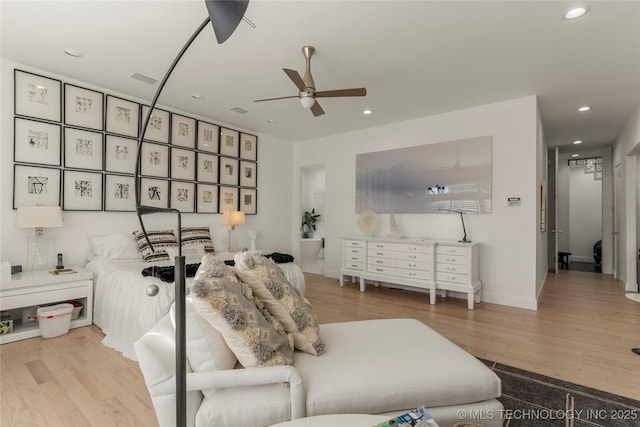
[{"left": 134, "top": 2, "right": 249, "bottom": 426}]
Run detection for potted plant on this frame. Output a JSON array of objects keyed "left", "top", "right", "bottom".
[{"left": 301, "top": 209, "right": 321, "bottom": 238}]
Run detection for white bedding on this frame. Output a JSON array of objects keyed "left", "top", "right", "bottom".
[{"left": 86, "top": 253, "right": 305, "bottom": 360}]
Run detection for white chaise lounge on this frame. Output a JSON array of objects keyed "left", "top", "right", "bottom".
[{"left": 135, "top": 311, "right": 503, "bottom": 427}]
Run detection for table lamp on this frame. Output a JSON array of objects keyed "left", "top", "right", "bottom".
[
  {"left": 223, "top": 210, "right": 245, "bottom": 251},
  {"left": 16, "top": 205, "right": 63, "bottom": 270}
]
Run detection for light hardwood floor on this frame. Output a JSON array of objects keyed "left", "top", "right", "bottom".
[{"left": 1, "top": 270, "right": 638, "bottom": 426}]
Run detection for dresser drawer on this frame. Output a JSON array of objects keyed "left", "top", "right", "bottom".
[
  {"left": 344, "top": 261, "right": 364, "bottom": 271},
  {"left": 436, "top": 263, "right": 468, "bottom": 274},
  {"left": 395, "top": 251, "right": 431, "bottom": 262},
  {"left": 436, "top": 254, "right": 467, "bottom": 265},
  {"left": 436, "top": 245, "right": 468, "bottom": 256},
  {"left": 345, "top": 247, "right": 365, "bottom": 262},
  {"left": 396, "top": 244, "right": 433, "bottom": 254},
  {"left": 368, "top": 256, "right": 397, "bottom": 268},
  {"left": 367, "top": 265, "right": 432, "bottom": 280},
  {"left": 367, "top": 248, "right": 397, "bottom": 259},
  {"left": 397, "top": 259, "right": 432, "bottom": 271},
  {"left": 368, "top": 241, "right": 400, "bottom": 251},
  {"left": 436, "top": 271, "right": 468, "bottom": 284},
  {"left": 345, "top": 239, "right": 365, "bottom": 248}
]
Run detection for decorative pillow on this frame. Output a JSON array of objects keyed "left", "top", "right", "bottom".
[
  {"left": 87, "top": 233, "right": 141, "bottom": 260},
  {"left": 234, "top": 251, "right": 325, "bottom": 356},
  {"left": 132, "top": 229, "right": 178, "bottom": 262},
  {"left": 165, "top": 244, "right": 206, "bottom": 264},
  {"left": 191, "top": 255, "right": 293, "bottom": 368},
  {"left": 179, "top": 227, "right": 215, "bottom": 254},
  {"left": 168, "top": 299, "right": 238, "bottom": 397}
]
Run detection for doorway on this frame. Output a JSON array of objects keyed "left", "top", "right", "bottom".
[{"left": 300, "top": 165, "right": 326, "bottom": 274}]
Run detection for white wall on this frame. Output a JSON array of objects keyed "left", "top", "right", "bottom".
[
  {"left": 0, "top": 60, "right": 294, "bottom": 268},
  {"left": 568, "top": 166, "right": 602, "bottom": 262},
  {"left": 613, "top": 103, "right": 640, "bottom": 291},
  {"left": 292, "top": 96, "right": 540, "bottom": 310}
]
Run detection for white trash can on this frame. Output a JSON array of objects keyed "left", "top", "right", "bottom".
[{"left": 37, "top": 303, "right": 73, "bottom": 338}]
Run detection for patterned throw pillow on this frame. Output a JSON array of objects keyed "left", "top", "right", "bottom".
[
  {"left": 179, "top": 227, "right": 214, "bottom": 253},
  {"left": 234, "top": 251, "right": 325, "bottom": 356},
  {"left": 132, "top": 229, "right": 178, "bottom": 262},
  {"left": 191, "top": 255, "right": 294, "bottom": 368}
]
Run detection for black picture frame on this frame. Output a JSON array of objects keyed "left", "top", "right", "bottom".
[
  {"left": 64, "top": 84, "right": 104, "bottom": 130},
  {"left": 14, "top": 69, "right": 62, "bottom": 122},
  {"left": 106, "top": 95, "right": 140, "bottom": 137},
  {"left": 13, "top": 164, "right": 61, "bottom": 209},
  {"left": 14, "top": 117, "right": 61, "bottom": 166},
  {"left": 63, "top": 169, "right": 103, "bottom": 211},
  {"left": 104, "top": 174, "right": 136, "bottom": 212},
  {"left": 240, "top": 188, "right": 257, "bottom": 215}
]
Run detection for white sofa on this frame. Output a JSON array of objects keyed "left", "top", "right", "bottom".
[{"left": 135, "top": 308, "right": 503, "bottom": 427}]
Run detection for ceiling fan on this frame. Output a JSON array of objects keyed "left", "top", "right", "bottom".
[{"left": 254, "top": 46, "right": 367, "bottom": 117}]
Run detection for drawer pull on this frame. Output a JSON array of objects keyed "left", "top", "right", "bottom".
[
  {"left": 409, "top": 255, "right": 417, "bottom": 259},
  {"left": 447, "top": 249, "right": 456, "bottom": 253},
  {"left": 408, "top": 247, "right": 417, "bottom": 251},
  {"left": 376, "top": 244, "right": 384, "bottom": 248},
  {"left": 376, "top": 260, "right": 383, "bottom": 264},
  {"left": 447, "top": 275, "right": 456, "bottom": 280},
  {"left": 447, "top": 257, "right": 456, "bottom": 262},
  {"left": 376, "top": 268, "right": 383, "bottom": 272},
  {"left": 408, "top": 273, "right": 416, "bottom": 276},
  {"left": 376, "top": 252, "right": 383, "bottom": 256},
  {"left": 350, "top": 264, "right": 359, "bottom": 268},
  {"left": 447, "top": 267, "right": 456, "bottom": 271},
  {"left": 352, "top": 257, "right": 359, "bottom": 260},
  {"left": 408, "top": 264, "right": 416, "bottom": 267}
]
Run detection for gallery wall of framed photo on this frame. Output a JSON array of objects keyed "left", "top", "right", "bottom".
[{"left": 12, "top": 69, "right": 258, "bottom": 214}]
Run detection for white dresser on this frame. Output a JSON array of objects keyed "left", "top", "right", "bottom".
[{"left": 340, "top": 237, "right": 481, "bottom": 309}]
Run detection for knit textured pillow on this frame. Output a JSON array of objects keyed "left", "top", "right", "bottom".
[
  {"left": 191, "top": 255, "right": 293, "bottom": 368},
  {"left": 132, "top": 229, "right": 178, "bottom": 262},
  {"left": 234, "top": 251, "right": 325, "bottom": 356}
]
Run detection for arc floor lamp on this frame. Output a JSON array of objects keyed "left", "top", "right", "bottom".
[{"left": 133, "top": 2, "right": 250, "bottom": 426}]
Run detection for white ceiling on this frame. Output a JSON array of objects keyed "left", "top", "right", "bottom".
[{"left": 2, "top": 1, "right": 639, "bottom": 151}]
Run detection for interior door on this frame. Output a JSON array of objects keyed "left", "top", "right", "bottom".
[
  {"left": 613, "top": 162, "right": 621, "bottom": 278},
  {"left": 548, "top": 147, "right": 559, "bottom": 273}
]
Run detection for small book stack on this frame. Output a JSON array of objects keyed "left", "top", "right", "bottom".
[
  {"left": 374, "top": 406, "right": 439, "bottom": 427},
  {"left": 49, "top": 268, "right": 76, "bottom": 275}
]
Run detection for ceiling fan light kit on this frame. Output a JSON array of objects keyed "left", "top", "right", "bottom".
[{"left": 255, "top": 45, "right": 367, "bottom": 116}]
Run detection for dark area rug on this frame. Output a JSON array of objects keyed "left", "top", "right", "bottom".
[{"left": 479, "top": 359, "right": 640, "bottom": 427}]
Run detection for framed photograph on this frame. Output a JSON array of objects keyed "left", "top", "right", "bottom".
[
  {"left": 219, "top": 157, "right": 239, "bottom": 185},
  {"left": 141, "top": 106, "right": 170, "bottom": 143},
  {"left": 14, "top": 117, "right": 61, "bottom": 166},
  {"left": 197, "top": 121, "right": 219, "bottom": 152},
  {"left": 196, "top": 184, "right": 218, "bottom": 213},
  {"left": 105, "top": 135, "right": 138, "bottom": 174},
  {"left": 240, "top": 188, "right": 257, "bottom": 215},
  {"left": 239, "top": 160, "right": 257, "bottom": 188},
  {"left": 14, "top": 69, "right": 62, "bottom": 122},
  {"left": 219, "top": 186, "right": 238, "bottom": 212},
  {"left": 170, "top": 148, "right": 196, "bottom": 180},
  {"left": 170, "top": 181, "right": 195, "bottom": 213},
  {"left": 240, "top": 133, "right": 257, "bottom": 161},
  {"left": 13, "top": 164, "right": 61, "bottom": 208},
  {"left": 197, "top": 153, "right": 218, "bottom": 183},
  {"left": 104, "top": 174, "right": 136, "bottom": 212},
  {"left": 140, "top": 178, "right": 168, "bottom": 209},
  {"left": 64, "top": 127, "right": 103, "bottom": 170},
  {"left": 63, "top": 170, "right": 103, "bottom": 211},
  {"left": 106, "top": 95, "right": 140, "bottom": 137},
  {"left": 140, "top": 142, "right": 169, "bottom": 177},
  {"left": 64, "top": 84, "right": 104, "bottom": 130},
  {"left": 220, "top": 127, "right": 239, "bottom": 157},
  {"left": 171, "top": 113, "right": 196, "bottom": 148}
]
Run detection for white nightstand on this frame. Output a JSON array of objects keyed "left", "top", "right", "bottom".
[{"left": 0, "top": 267, "right": 93, "bottom": 344}]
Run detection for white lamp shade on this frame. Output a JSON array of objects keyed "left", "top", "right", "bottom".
[
  {"left": 222, "top": 210, "right": 245, "bottom": 226},
  {"left": 299, "top": 96, "right": 316, "bottom": 109},
  {"left": 17, "top": 206, "right": 63, "bottom": 229}
]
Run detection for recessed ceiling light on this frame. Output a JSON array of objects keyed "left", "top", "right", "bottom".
[
  {"left": 571, "top": 154, "right": 580, "bottom": 157},
  {"left": 573, "top": 140, "right": 583, "bottom": 144},
  {"left": 564, "top": 6, "right": 588, "bottom": 20},
  {"left": 230, "top": 106, "right": 248, "bottom": 114},
  {"left": 577, "top": 106, "right": 591, "bottom": 112},
  {"left": 363, "top": 109, "right": 372, "bottom": 115},
  {"left": 130, "top": 73, "right": 158, "bottom": 85},
  {"left": 191, "top": 93, "right": 204, "bottom": 100},
  {"left": 266, "top": 120, "right": 276, "bottom": 124},
  {"left": 63, "top": 48, "right": 82, "bottom": 57}
]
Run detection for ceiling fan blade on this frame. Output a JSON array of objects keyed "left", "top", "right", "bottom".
[
  {"left": 283, "top": 68, "right": 307, "bottom": 92},
  {"left": 253, "top": 95, "right": 299, "bottom": 102},
  {"left": 315, "top": 88, "right": 367, "bottom": 98},
  {"left": 311, "top": 101, "right": 325, "bottom": 117}
]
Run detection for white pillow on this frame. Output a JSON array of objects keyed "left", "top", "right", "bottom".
[
  {"left": 87, "top": 233, "right": 141, "bottom": 260},
  {"left": 165, "top": 244, "right": 206, "bottom": 264}
]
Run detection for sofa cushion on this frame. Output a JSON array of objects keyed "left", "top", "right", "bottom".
[
  {"left": 191, "top": 255, "right": 293, "bottom": 369},
  {"left": 234, "top": 251, "right": 325, "bottom": 355},
  {"left": 293, "top": 318, "right": 501, "bottom": 416}
]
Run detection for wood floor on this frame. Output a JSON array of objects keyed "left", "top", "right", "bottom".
[{"left": 1, "top": 269, "right": 638, "bottom": 426}]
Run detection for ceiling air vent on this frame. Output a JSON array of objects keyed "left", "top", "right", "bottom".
[
  {"left": 230, "top": 107, "right": 248, "bottom": 114},
  {"left": 129, "top": 73, "right": 158, "bottom": 85}
]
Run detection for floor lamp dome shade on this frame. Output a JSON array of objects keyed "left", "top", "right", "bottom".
[{"left": 205, "top": 0, "right": 250, "bottom": 43}]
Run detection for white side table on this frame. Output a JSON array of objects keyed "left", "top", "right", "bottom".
[
  {"left": 270, "top": 414, "right": 388, "bottom": 427},
  {"left": 0, "top": 267, "right": 93, "bottom": 344}
]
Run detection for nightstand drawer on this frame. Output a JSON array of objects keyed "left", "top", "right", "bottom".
[
  {"left": 344, "top": 261, "right": 364, "bottom": 271},
  {"left": 436, "top": 271, "right": 468, "bottom": 284},
  {"left": 436, "top": 245, "right": 467, "bottom": 256},
  {"left": 436, "top": 254, "right": 467, "bottom": 265},
  {"left": 0, "top": 282, "right": 90, "bottom": 310},
  {"left": 436, "top": 263, "right": 468, "bottom": 274}
]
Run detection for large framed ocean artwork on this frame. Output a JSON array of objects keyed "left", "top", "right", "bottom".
[{"left": 355, "top": 136, "right": 492, "bottom": 214}]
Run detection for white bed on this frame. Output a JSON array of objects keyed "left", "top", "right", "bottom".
[{"left": 86, "top": 252, "right": 305, "bottom": 360}]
